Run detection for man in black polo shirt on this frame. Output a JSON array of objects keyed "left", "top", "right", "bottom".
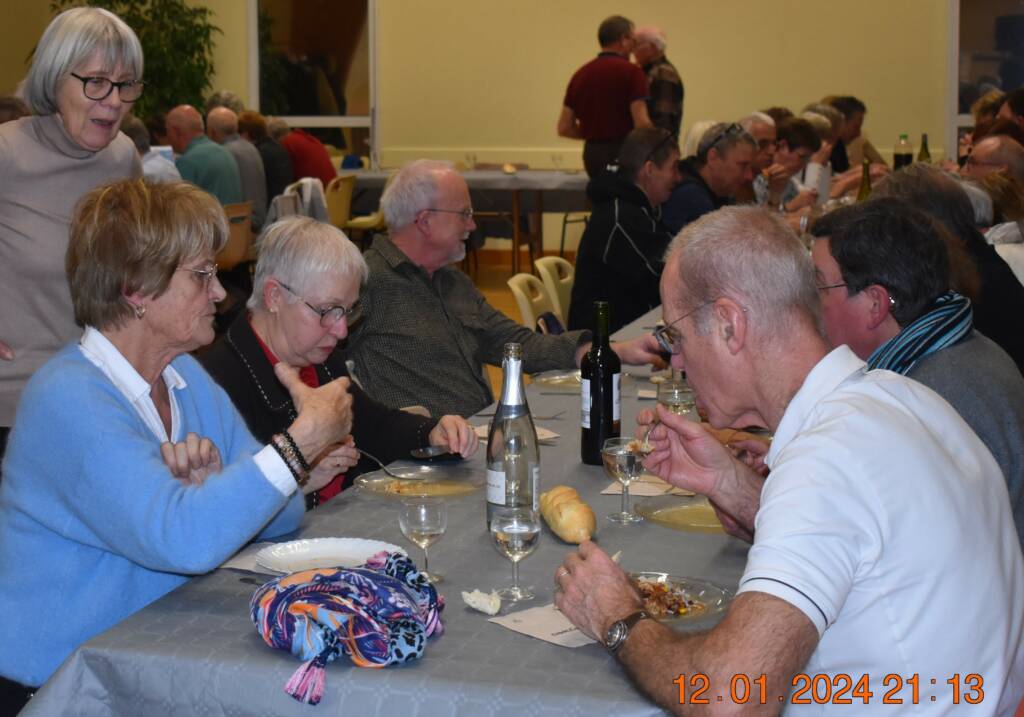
[
  {"left": 558, "top": 15, "right": 652, "bottom": 178},
  {"left": 661, "top": 122, "right": 755, "bottom": 234}
]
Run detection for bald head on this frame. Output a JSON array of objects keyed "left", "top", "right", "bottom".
[
  {"left": 963, "top": 135, "right": 1024, "bottom": 183},
  {"left": 206, "top": 106, "right": 239, "bottom": 144},
  {"left": 165, "top": 105, "right": 204, "bottom": 153}
]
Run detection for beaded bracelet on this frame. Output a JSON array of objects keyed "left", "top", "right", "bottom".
[
  {"left": 271, "top": 434, "right": 309, "bottom": 487},
  {"left": 278, "top": 429, "right": 311, "bottom": 473}
]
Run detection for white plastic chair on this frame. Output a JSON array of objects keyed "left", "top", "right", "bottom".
[
  {"left": 507, "top": 273, "right": 558, "bottom": 331},
  {"left": 534, "top": 256, "right": 574, "bottom": 325}
]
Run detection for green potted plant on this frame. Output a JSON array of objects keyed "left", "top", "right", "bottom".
[{"left": 50, "top": 0, "right": 221, "bottom": 118}]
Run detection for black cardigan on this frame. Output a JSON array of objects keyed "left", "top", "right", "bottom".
[{"left": 199, "top": 313, "right": 439, "bottom": 495}]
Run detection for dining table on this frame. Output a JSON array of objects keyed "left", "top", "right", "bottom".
[
  {"left": 351, "top": 169, "right": 590, "bottom": 274},
  {"left": 22, "top": 308, "right": 750, "bottom": 716}
]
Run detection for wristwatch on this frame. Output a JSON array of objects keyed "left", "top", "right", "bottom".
[{"left": 603, "top": 609, "right": 652, "bottom": 653}]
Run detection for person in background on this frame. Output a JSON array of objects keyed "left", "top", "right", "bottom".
[
  {"left": 0, "top": 179, "right": 354, "bottom": 712},
  {"left": 0, "top": 7, "right": 142, "bottom": 466},
  {"left": 810, "top": 197, "right": 1024, "bottom": 547},
  {"left": 120, "top": 114, "right": 180, "bottom": 183},
  {"left": 239, "top": 109, "right": 294, "bottom": 201},
  {"left": 752, "top": 116, "right": 821, "bottom": 212},
  {"left": 166, "top": 104, "right": 242, "bottom": 206},
  {"left": 873, "top": 163, "right": 1024, "bottom": 373},
  {"left": 554, "top": 206, "right": 1024, "bottom": 716},
  {"left": 961, "top": 134, "right": 1024, "bottom": 184},
  {"left": 679, "top": 119, "right": 718, "bottom": 159},
  {"left": 632, "top": 26, "right": 683, "bottom": 137},
  {"left": 201, "top": 216, "right": 478, "bottom": 510},
  {"left": 0, "top": 96, "right": 29, "bottom": 124},
  {"left": 207, "top": 106, "right": 267, "bottom": 230},
  {"left": 661, "top": 121, "right": 754, "bottom": 234},
  {"left": 760, "top": 105, "right": 793, "bottom": 125},
  {"left": 557, "top": 15, "right": 652, "bottom": 178},
  {"left": 344, "top": 159, "right": 663, "bottom": 418},
  {"left": 825, "top": 95, "right": 864, "bottom": 173},
  {"left": 735, "top": 111, "right": 775, "bottom": 203},
  {"left": 568, "top": 127, "right": 679, "bottom": 334},
  {"left": 998, "top": 86, "right": 1024, "bottom": 131},
  {"left": 205, "top": 88, "right": 245, "bottom": 115},
  {"left": 269, "top": 116, "right": 337, "bottom": 188}
]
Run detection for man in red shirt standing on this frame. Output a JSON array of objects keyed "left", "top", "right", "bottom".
[
  {"left": 558, "top": 15, "right": 652, "bottom": 178},
  {"left": 268, "top": 117, "right": 337, "bottom": 188}
]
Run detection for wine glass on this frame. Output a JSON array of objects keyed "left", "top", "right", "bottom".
[
  {"left": 602, "top": 437, "right": 645, "bottom": 524},
  {"left": 398, "top": 499, "right": 447, "bottom": 584},
  {"left": 490, "top": 506, "right": 541, "bottom": 601},
  {"left": 656, "top": 379, "right": 696, "bottom": 418}
]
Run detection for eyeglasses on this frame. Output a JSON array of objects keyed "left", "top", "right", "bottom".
[
  {"left": 278, "top": 281, "right": 360, "bottom": 327},
  {"left": 179, "top": 264, "right": 219, "bottom": 288},
  {"left": 424, "top": 208, "right": 475, "bottom": 222},
  {"left": 756, "top": 138, "right": 777, "bottom": 151},
  {"left": 70, "top": 72, "right": 144, "bottom": 102},
  {"left": 653, "top": 300, "right": 717, "bottom": 355},
  {"left": 964, "top": 154, "right": 1002, "bottom": 169},
  {"left": 697, "top": 123, "right": 748, "bottom": 159},
  {"left": 816, "top": 282, "right": 848, "bottom": 292}
]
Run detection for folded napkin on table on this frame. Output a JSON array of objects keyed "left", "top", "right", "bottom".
[{"left": 249, "top": 551, "right": 443, "bottom": 705}]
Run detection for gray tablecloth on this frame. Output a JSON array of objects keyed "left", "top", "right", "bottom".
[{"left": 25, "top": 308, "right": 748, "bottom": 716}]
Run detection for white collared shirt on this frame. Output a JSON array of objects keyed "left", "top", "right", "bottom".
[{"left": 78, "top": 327, "right": 295, "bottom": 497}]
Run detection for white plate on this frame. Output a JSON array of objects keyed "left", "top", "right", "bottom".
[{"left": 255, "top": 537, "right": 405, "bottom": 574}]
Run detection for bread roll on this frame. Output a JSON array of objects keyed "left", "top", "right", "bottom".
[{"left": 540, "top": 485, "right": 596, "bottom": 544}]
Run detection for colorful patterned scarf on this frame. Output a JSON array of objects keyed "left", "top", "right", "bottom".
[
  {"left": 866, "top": 290, "right": 973, "bottom": 375},
  {"left": 250, "top": 551, "right": 444, "bottom": 705}
]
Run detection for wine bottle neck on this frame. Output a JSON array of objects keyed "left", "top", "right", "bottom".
[
  {"left": 499, "top": 356, "right": 526, "bottom": 407},
  {"left": 593, "top": 305, "right": 611, "bottom": 347}
]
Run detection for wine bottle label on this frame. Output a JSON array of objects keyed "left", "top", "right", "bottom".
[
  {"left": 486, "top": 468, "right": 505, "bottom": 504},
  {"left": 580, "top": 378, "right": 591, "bottom": 428},
  {"left": 613, "top": 373, "right": 621, "bottom": 421}
]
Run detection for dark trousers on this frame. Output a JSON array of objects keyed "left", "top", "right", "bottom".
[
  {"left": 0, "top": 427, "right": 8, "bottom": 487},
  {"left": 0, "top": 675, "right": 36, "bottom": 716},
  {"left": 583, "top": 138, "right": 624, "bottom": 178}
]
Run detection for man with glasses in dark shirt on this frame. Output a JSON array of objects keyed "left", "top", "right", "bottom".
[{"left": 661, "top": 122, "right": 755, "bottom": 234}]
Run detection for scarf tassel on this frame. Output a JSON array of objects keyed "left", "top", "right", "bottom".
[{"left": 285, "top": 654, "right": 327, "bottom": 705}]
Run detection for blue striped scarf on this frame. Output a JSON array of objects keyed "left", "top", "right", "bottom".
[{"left": 866, "top": 291, "right": 972, "bottom": 375}]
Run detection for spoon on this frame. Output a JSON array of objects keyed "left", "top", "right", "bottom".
[
  {"left": 358, "top": 448, "right": 424, "bottom": 480},
  {"left": 410, "top": 445, "right": 449, "bottom": 459}
]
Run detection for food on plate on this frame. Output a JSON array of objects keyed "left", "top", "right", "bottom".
[
  {"left": 539, "top": 485, "right": 596, "bottom": 543},
  {"left": 633, "top": 576, "right": 707, "bottom": 618},
  {"left": 461, "top": 589, "right": 501, "bottom": 615},
  {"left": 380, "top": 479, "right": 476, "bottom": 497}
]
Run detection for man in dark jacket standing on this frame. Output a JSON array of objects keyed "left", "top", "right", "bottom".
[
  {"left": 568, "top": 128, "right": 679, "bottom": 334},
  {"left": 633, "top": 26, "right": 684, "bottom": 137}
]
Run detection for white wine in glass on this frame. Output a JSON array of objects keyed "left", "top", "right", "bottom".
[
  {"left": 602, "top": 437, "right": 644, "bottom": 524},
  {"left": 399, "top": 499, "right": 447, "bottom": 584},
  {"left": 490, "top": 507, "right": 541, "bottom": 601},
  {"left": 657, "top": 380, "right": 696, "bottom": 416}
]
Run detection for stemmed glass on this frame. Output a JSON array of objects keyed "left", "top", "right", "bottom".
[
  {"left": 602, "top": 437, "right": 645, "bottom": 524},
  {"left": 398, "top": 499, "right": 447, "bottom": 584},
  {"left": 656, "top": 379, "right": 696, "bottom": 417},
  {"left": 490, "top": 506, "right": 541, "bottom": 601}
]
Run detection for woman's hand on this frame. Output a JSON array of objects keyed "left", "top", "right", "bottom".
[
  {"left": 428, "top": 415, "right": 479, "bottom": 457},
  {"left": 305, "top": 436, "right": 359, "bottom": 495},
  {"left": 811, "top": 139, "right": 834, "bottom": 166},
  {"left": 276, "top": 362, "right": 353, "bottom": 463},
  {"left": 0, "top": 340, "right": 13, "bottom": 361},
  {"left": 161, "top": 432, "right": 221, "bottom": 486},
  {"left": 785, "top": 188, "right": 818, "bottom": 212}
]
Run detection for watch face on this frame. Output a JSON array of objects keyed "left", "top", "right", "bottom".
[{"left": 605, "top": 621, "right": 625, "bottom": 649}]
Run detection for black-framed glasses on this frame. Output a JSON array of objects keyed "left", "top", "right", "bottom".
[
  {"left": 278, "top": 281, "right": 360, "bottom": 327},
  {"left": 424, "top": 207, "right": 475, "bottom": 222},
  {"left": 69, "top": 72, "right": 144, "bottom": 102},
  {"left": 178, "top": 264, "right": 219, "bottom": 288},
  {"left": 816, "top": 282, "right": 848, "bottom": 292},
  {"left": 697, "top": 123, "right": 748, "bottom": 159},
  {"left": 653, "top": 300, "right": 717, "bottom": 355}
]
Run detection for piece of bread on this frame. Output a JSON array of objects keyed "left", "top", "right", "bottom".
[
  {"left": 540, "top": 485, "right": 596, "bottom": 544},
  {"left": 461, "top": 589, "right": 501, "bottom": 615}
]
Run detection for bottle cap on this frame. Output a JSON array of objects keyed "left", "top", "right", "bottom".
[{"left": 503, "top": 342, "right": 523, "bottom": 359}]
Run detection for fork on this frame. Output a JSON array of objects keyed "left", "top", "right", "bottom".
[{"left": 357, "top": 448, "right": 424, "bottom": 480}]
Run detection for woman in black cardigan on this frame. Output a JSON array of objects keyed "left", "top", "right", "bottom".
[{"left": 200, "top": 217, "right": 477, "bottom": 509}]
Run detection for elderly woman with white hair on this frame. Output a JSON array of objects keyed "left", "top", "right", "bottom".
[
  {"left": 200, "top": 217, "right": 478, "bottom": 509},
  {"left": 0, "top": 7, "right": 142, "bottom": 460},
  {"left": 0, "top": 180, "right": 352, "bottom": 709}
]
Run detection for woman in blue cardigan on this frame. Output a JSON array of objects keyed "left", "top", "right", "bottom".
[{"left": 0, "top": 179, "right": 354, "bottom": 709}]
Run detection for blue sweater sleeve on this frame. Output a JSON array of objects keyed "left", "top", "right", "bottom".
[
  {"left": 661, "top": 183, "right": 715, "bottom": 235},
  {"left": 10, "top": 351, "right": 302, "bottom": 574}
]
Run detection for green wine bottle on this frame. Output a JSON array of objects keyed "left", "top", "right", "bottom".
[
  {"left": 917, "top": 133, "right": 931, "bottom": 163},
  {"left": 856, "top": 159, "right": 872, "bottom": 202}
]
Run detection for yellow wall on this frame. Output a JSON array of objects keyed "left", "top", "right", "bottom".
[{"left": 0, "top": 3, "right": 53, "bottom": 96}]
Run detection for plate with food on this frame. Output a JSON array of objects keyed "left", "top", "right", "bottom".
[
  {"left": 255, "top": 537, "right": 405, "bottom": 574},
  {"left": 635, "top": 495, "right": 724, "bottom": 533},
  {"left": 629, "top": 571, "right": 732, "bottom": 623},
  {"left": 354, "top": 462, "right": 484, "bottom": 500}
]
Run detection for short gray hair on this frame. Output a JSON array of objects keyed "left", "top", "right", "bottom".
[
  {"left": 249, "top": 217, "right": 368, "bottom": 311},
  {"left": 666, "top": 206, "right": 823, "bottom": 340},
  {"left": 206, "top": 89, "right": 245, "bottom": 115},
  {"left": 381, "top": 159, "right": 455, "bottom": 232},
  {"left": 634, "top": 26, "right": 666, "bottom": 51},
  {"left": 267, "top": 117, "right": 290, "bottom": 139},
  {"left": 738, "top": 111, "right": 774, "bottom": 134},
  {"left": 958, "top": 177, "right": 994, "bottom": 226},
  {"left": 25, "top": 7, "right": 143, "bottom": 116}
]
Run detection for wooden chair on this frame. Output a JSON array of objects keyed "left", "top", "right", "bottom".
[
  {"left": 217, "top": 201, "right": 253, "bottom": 271},
  {"left": 507, "top": 272, "right": 557, "bottom": 331},
  {"left": 533, "top": 256, "right": 574, "bottom": 325}
]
